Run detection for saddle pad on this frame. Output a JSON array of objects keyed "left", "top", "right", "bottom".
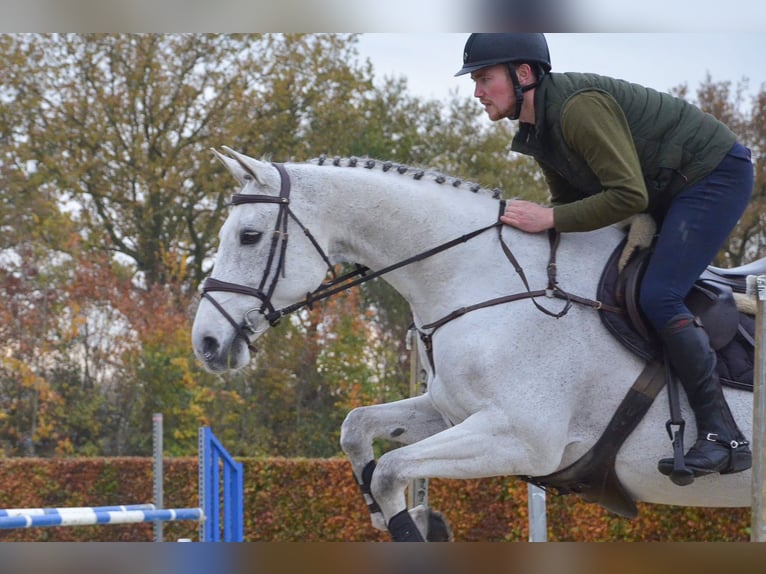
[{"left": 596, "top": 239, "right": 754, "bottom": 392}]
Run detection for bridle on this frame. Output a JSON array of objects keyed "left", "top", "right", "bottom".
[
  {"left": 200, "top": 163, "right": 337, "bottom": 352},
  {"left": 201, "top": 162, "right": 617, "bottom": 357}
]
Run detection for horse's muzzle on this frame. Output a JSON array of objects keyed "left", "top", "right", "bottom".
[{"left": 196, "top": 333, "right": 255, "bottom": 373}]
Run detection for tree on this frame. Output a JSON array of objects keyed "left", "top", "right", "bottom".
[
  {"left": 0, "top": 236, "right": 76, "bottom": 456},
  {"left": 0, "top": 34, "right": 383, "bottom": 291}
]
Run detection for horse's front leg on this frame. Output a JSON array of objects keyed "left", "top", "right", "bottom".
[
  {"left": 340, "top": 394, "right": 449, "bottom": 534},
  {"left": 370, "top": 410, "right": 563, "bottom": 542}
]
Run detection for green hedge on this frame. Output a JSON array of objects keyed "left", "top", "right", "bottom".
[{"left": 0, "top": 457, "right": 750, "bottom": 541}]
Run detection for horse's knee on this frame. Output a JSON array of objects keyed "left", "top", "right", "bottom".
[{"left": 339, "top": 406, "right": 368, "bottom": 457}]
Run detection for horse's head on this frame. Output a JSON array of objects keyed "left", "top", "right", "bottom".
[{"left": 191, "top": 148, "right": 332, "bottom": 372}]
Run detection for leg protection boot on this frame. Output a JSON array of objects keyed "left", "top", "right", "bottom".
[{"left": 657, "top": 315, "right": 751, "bottom": 478}]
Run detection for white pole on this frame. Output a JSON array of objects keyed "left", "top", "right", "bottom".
[
  {"left": 153, "top": 413, "right": 164, "bottom": 543},
  {"left": 407, "top": 329, "right": 429, "bottom": 510},
  {"left": 749, "top": 275, "right": 766, "bottom": 542},
  {"left": 527, "top": 484, "right": 547, "bottom": 542}
]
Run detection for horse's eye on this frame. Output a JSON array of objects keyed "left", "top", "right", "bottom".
[{"left": 240, "top": 228, "right": 263, "bottom": 245}]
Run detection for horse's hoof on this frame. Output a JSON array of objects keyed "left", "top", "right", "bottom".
[
  {"left": 426, "top": 510, "right": 453, "bottom": 542},
  {"left": 388, "top": 509, "right": 425, "bottom": 542}
]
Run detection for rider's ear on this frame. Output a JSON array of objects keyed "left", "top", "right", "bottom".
[{"left": 515, "top": 63, "right": 536, "bottom": 85}]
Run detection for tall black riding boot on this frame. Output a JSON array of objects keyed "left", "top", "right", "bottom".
[{"left": 657, "top": 315, "right": 751, "bottom": 479}]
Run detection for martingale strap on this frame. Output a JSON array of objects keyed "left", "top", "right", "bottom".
[{"left": 416, "top": 204, "right": 621, "bottom": 370}]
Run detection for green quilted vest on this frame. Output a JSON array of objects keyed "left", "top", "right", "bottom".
[{"left": 511, "top": 72, "right": 736, "bottom": 212}]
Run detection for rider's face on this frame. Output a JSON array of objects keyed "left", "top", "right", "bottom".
[{"left": 471, "top": 65, "right": 516, "bottom": 121}]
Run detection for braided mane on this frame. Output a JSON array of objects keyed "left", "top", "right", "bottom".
[{"left": 308, "top": 155, "right": 503, "bottom": 200}]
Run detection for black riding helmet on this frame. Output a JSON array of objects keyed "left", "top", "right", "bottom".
[
  {"left": 455, "top": 33, "right": 551, "bottom": 120},
  {"left": 455, "top": 33, "right": 551, "bottom": 77}
]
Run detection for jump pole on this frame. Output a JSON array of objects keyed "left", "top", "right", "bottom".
[
  {"left": 749, "top": 274, "right": 766, "bottom": 542},
  {"left": 0, "top": 426, "right": 244, "bottom": 541},
  {"left": 0, "top": 506, "right": 203, "bottom": 529}
]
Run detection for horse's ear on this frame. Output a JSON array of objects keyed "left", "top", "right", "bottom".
[
  {"left": 222, "top": 147, "right": 269, "bottom": 185},
  {"left": 211, "top": 147, "right": 268, "bottom": 186},
  {"left": 211, "top": 148, "right": 248, "bottom": 185}
]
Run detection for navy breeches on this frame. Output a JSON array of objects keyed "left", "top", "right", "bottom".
[{"left": 639, "top": 142, "right": 754, "bottom": 331}]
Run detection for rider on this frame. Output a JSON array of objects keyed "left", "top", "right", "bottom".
[{"left": 455, "top": 33, "right": 754, "bottom": 482}]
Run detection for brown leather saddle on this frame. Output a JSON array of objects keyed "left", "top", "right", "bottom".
[
  {"left": 602, "top": 243, "right": 758, "bottom": 390},
  {"left": 524, "top": 239, "right": 761, "bottom": 518}
]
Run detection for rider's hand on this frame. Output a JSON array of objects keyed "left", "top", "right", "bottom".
[{"left": 500, "top": 200, "right": 554, "bottom": 233}]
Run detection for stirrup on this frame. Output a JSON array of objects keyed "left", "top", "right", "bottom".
[{"left": 660, "top": 419, "right": 694, "bottom": 485}]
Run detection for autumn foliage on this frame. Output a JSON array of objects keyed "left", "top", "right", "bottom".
[{"left": 0, "top": 457, "right": 751, "bottom": 542}]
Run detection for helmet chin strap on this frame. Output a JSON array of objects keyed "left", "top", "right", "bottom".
[{"left": 507, "top": 64, "right": 541, "bottom": 121}]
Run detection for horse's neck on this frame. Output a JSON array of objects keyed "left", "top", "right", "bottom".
[
  {"left": 325, "top": 176, "right": 490, "bottom": 255},
  {"left": 308, "top": 167, "right": 551, "bottom": 320}
]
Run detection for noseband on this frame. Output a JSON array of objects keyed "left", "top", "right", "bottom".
[{"left": 200, "top": 163, "right": 337, "bottom": 352}]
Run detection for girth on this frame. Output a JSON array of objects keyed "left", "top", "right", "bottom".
[{"left": 524, "top": 360, "right": 667, "bottom": 518}]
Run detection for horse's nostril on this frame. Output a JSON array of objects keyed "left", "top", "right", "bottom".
[{"left": 202, "top": 337, "right": 219, "bottom": 362}]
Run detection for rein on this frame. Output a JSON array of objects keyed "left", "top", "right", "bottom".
[{"left": 201, "top": 162, "right": 619, "bottom": 356}]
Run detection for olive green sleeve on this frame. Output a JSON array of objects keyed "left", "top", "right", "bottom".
[
  {"left": 551, "top": 91, "right": 649, "bottom": 232},
  {"left": 537, "top": 161, "right": 582, "bottom": 206}
]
